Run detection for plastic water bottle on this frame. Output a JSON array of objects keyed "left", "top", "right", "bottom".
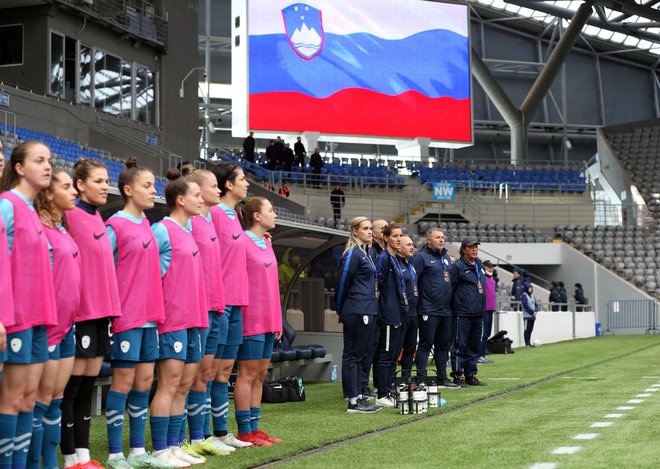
[{"left": 331, "top": 365, "right": 338, "bottom": 382}]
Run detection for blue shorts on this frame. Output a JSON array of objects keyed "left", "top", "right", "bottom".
[
  {"left": 220, "top": 306, "right": 243, "bottom": 360},
  {"left": 158, "top": 328, "right": 202, "bottom": 364},
  {"left": 201, "top": 310, "right": 229, "bottom": 358},
  {"left": 237, "top": 333, "right": 276, "bottom": 361},
  {"left": 48, "top": 328, "right": 76, "bottom": 361},
  {"left": 111, "top": 326, "right": 159, "bottom": 367},
  {"left": 7, "top": 325, "right": 48, "bottom": 364}
]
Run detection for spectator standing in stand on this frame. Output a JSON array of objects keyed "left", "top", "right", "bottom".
[
  {"left": 330, "top": 183, "right": 345, "bottom": 222},
  {"left": 309, "top": 148, "right": 323, "bottom": 188},
  {"left": 558, "top": 281, "right": 568, "bottom": 311},
  {"left": 293, "top": 137, "right": 306, "bottom": 167},
  {"left": 549, "top": 281, "right": 561, "bottom": 312},
  {"left": 265, "top": 141, "right": 277, "bottom": 171},
  {"left": 478, "top": 260, "right": 497, "bottom": 364},
  {"left": 282, "top": 144, "right": 294, "bottom": 172},
  {"left": 242, "top": 132, "right": 256, "bottom": 163},
  {"left": 574, "top": 283, "right": 587, "bottom": 312}
]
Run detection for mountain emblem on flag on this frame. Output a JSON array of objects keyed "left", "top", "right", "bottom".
[{"left": 282, "top": 3, "right": 324, "bottom": 60}]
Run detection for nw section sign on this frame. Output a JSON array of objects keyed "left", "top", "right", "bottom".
[{"left": 433, "top": 182, "right": 456, "bottom": 201}]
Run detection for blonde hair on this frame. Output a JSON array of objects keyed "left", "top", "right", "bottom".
[{"left": 343, "top": 216, "right": 370, "bottom": 255}]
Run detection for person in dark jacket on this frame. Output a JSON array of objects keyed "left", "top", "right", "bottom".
[
  {"left": 411, "top": 228, "right": 458, "bottom": 388},
  {"left": 558, "top": 281, "right": 568, "bottom": 311},
  {"left": 450, "top": 237, "right": 487, "bottom": 387},
  {"left": 549, "top": 281, "right": 562, "bottom": 312},
  {"left": 511, "top": 268, "right": 526, "bottom": 310},
  {"left": 336, "top": 217, "right": 380, "bottom": 413},
  {"left": 398, "top": 235, "right": 418, "bottom": 379},
  {"left": 309, "top": 148, "right": 323, "bottom": 188},
  {"left": 294, "top": 136, "right": 306, "bottom": 166},
  {"left": 330, "top": 184, "right": 345, "bottom": 222},
  {"left": 242, "top": 132, "right": 256, "bottom": 163},
  {"left": 574, "top": 283, "right": 587, "bottom": 311},
  {"left": 265, "top": 140, "right": 277, "bottom": 170},
  {"left": 521, "top": 285, "right": 540, "bottom": 346},
  {"left": 282, "top": 143, "right": 295, "bottom": 171},
  {"left": 374, "top": 224, "right": 407, "bottom": 408}
]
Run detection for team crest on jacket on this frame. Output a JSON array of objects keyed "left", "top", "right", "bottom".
[{"left": 282, "top": 3, "right": 324, "bottom": 60}]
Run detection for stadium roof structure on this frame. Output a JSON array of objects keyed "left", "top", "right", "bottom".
[{"left": 470, "top": 0, "right": 660, "bottom": 59}]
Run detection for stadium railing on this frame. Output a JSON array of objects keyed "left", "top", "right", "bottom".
[{"left": 604, "top": 299, "right": 660, "bottom": 334}]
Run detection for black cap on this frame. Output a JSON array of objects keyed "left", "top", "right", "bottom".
[
  {"left": 483, "top": 260, "right": 494, "bottom": 267},
  {"left": 460, "top": 236, "right": 480, "bottom": 247},
  {"left": 575, "top": 283, "right": 582, "bottom": 288},
  {"left": 514, "top": 267, "right": 524, "bottom": 275}
]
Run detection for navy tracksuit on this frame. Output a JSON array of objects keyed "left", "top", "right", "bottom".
[
  {"left": 336, "top": 245, "right": 378, "bottom": 399},
  {"left": 364, "top": 242, "right": 384, "bottom": 391},
  {"left": 375, "top": 251, "right": 408, "bottom": 399},
  {"left": 412, "top": 245, "right": 453, "bottom": 379},
  {"left": 450, "top": 257, "right": 486, "bottom": 380},
  {"left": 399, "top": 256, "right": 418, "bottom": 378}
]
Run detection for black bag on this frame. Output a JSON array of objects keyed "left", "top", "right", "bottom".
[{"left": 262, "top": 376, "right": 306, "bottom": 403}]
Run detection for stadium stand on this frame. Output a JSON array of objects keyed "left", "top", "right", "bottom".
[{"left": 556, "top": 224, "right": 660, "bottom": 298}]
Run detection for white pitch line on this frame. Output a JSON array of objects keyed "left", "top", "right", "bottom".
[
  {"left": 488, "top": 377, "right": 521, "bottom": 381},
  {"left": 591, "top": 422, "right": 614, "bottom": 428},
  {"left": 529, "top": 464, "right": 559, "bottom": 469},
  {"left": 636, "top": 394, "right": 652, "bottom": 397},
  {"left": 604, "top": 414, "right": 624, "bottom": 418},
  {"left": 616, "top": 406, "right": 635, "bottom": 410},
  {"left": 644, "top": 388, "right": 659, "bottom": 392},
  {"left": 641, "top": 377, "right": 660, "bottom": 379},
  {"left": 552, "top": 446, "right": 582, "bottom": 455},
  {"left": 628, "top": 399, "right": 645, "bottom": 404},
  {"left": 572, "top": 433, "right": 599, "bottom": 440}
]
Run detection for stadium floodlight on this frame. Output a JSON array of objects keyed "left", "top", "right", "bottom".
[{"left": 179, "top": 67, "right": 207, "bottom": 98}]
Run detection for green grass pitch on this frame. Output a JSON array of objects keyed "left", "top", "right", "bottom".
[{"left": 87, "top": 335, "right": 660, "bottom": 468}]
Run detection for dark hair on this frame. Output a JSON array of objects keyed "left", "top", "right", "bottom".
[
  {"left": 240, "top": 196, "right": 267, "bottom": 230},
  {"left": 118, "top": 157, "right": 153, "bottom": 202},
  {"left": 211, "top": 163, "right": 242, "bottom": 197},
  {"left": 164, "top": 168, "right": 193, "bottom": 209},
  {"left": 72, "top": 158, "right": 107, "bottom": 194},
  {"left": 382, "top": 223, "right": 402, "bottom": 238},
  {"left": 35, "top": 168, "right": 71, "bottom": 231},
  {"left": 0, "top": 141, "right": 48, "bottom": 192}
]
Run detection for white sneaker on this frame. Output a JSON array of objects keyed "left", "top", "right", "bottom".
[
  {"left": 173, "top": 447, "right": 206, "bottom": 466},
  {"left": 152, "top": 449, "right": 191, "bottom": 468},
  {"left": 219, "top": 433, "right": 253, "bottom": 448},
  {"left": 375, "top": 395, "right": 396, "bottom": 408},
  {"left": 207, "top": 436, "right": 237, "bottom": 452}
]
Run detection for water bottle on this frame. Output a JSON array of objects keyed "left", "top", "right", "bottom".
[{"left": 331, "top": 365, "right": 338, "bottom": 382}]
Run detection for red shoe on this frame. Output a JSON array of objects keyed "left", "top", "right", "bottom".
[
  {"left": 237, "top": 431, "right": 272, "bottom": 447},
  {"left": 78, "top": 461, "right": 105, "bottom": 469},
  {"left": 253, "top": 429, "right": 283, "bottom": 444}
]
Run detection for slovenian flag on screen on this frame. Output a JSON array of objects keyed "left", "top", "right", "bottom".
[{"left": 248, "top": 0, "right": 471, "bottom": 142}]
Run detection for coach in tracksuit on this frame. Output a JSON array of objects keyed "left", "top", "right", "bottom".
[
  {"left": 336, "top": 217, "right": 380, "bottom": 413},
  {"left": 412, "top": 228, "right": 458, "bottom": 388},
  {"left": 450, "top": 236, "right": 487, "bottom": 387},
  {"left": 374, "top": 224, "right": 408, "bottom": 408}
]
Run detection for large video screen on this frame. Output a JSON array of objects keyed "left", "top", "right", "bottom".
[{"left": 241, "top": 0, "right": 471, "bottom": 143}]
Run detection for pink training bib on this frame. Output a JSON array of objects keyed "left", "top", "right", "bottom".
[
  {"left": 106, "top": 216, "right": 165, "bottom": 333},
  {"left": 66, "top": 207, "right": 121, "bottom": 321},
  {"left": 0, "top": 192, "right": 57, "bottom": 333},
  {"left": 43, "top": 224, "right": 81, "bottom": 346},
  {"left": 191, "top": 214, "right": 226, "bottom": 312},
  {"left": 210, "top": 205, "right": 249, "bottom": 306},
  {"left": 0, "top": 217, "right": 15, "bottom": 330},
  {"left": 242, "top": 235, "right": 283, "bottom": 336},
  {"left": 158, "top": 218, "right": 209, "bottom": 334}
]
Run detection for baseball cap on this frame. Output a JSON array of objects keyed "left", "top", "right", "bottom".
[
  {"left": 483, "top": 260, "right": 494, "bottom": 267},
  {"left": 460, "top": 236, "right": 480, "bottom": 247}
]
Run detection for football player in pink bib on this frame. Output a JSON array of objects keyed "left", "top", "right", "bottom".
[
  {"left": 104, "top": 158, "right": 166, "bottom": 469},
  {"left": 29, "top": 169, "right": 80, "bottom": 469},
  {"left": 150, "top": 170, "right": 209, "bottom": 468},
  {"left": 0, "top": 141, "right": 57, "bottom": 469},
  {"left": 234, "top": 197, "right": 283, "bottom": 446},
  {"left": 63, "top": 158, "right": 121, "bottom": 469}
]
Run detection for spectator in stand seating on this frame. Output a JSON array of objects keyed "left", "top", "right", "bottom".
[
  {"left": 265, "top": 141, "right": 277, "bottom": 171},
  {"left": 242, "top": 132, "right": 256, "bottom": 163},
  {"left": 273, "top": 137, "right": 284, "bottom": 169},
  {"left": 574, "top": 283, "right": 587, "bottom": 312},
  {"left": 309, "top": 148, "right": 323, "bottom": 188},
  {"left": 282, "top": 144, "right": 294, "bottom": 172},
  {"left": 259, "top": 180, "right": 274, "bottom": 192},
  {"left": 330, "top": 183, "right": 345, "bottom": 222},
  {"left": 0, "top": 139, "right": 4, "bottom": 173},
  {"left": 478, "top": 260, "right": 496, "bottom": 364},
  {"left": 558, "top": 281, "right": 568, "bottom": 311},
  {"left": 278, "top": 182, "right": 290, "bottom": 198},
  {"left": 549, "top": 281, "right": 561, "bottom": 312},
  {"left": 294, "top": 137, "right": 306, "bottom": 167}
]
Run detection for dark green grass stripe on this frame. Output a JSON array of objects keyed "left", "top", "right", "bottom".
[{"left": 257, "top": 340, "right": 660, "bottom": 468}]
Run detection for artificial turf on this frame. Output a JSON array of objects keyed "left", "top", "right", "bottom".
[{"left": 86, "top": 335, "right": 660, "bottom": 468}]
